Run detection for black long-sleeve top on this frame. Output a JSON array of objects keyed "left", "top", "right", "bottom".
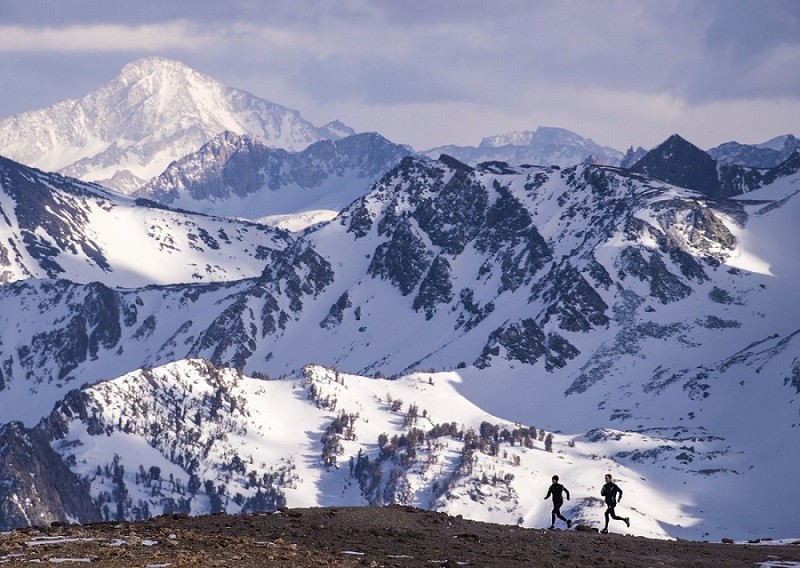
[
  {"left": 545, "top": 482, "right": 570, "bottom": 503},
  {"left": 601, "top": 481, "right": 622, "bottom": 506}
]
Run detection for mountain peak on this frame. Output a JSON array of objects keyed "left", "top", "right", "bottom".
[
  {"left": 438, "top": 153, "right": 473, "bottom": 172},
  {"left": 758, "top": 133, "right": 797, "bottom": 151},
  {"left": 630, "top": 134, "right": 783, "bottom": 198},
  {"left": 708, "top": 134, "right": 800, "bottom": 168},
  {"left": 321, "top": 120, "right": 356, "bottom": 139},
  {"left": 771, "top": 146, "right": 800, "bottom": 178},
  {"left": 636, "top": 133, "right": 709, "bottom": 161},
  {"left": 115, "top": 57, "right": 220, "bottom": 93},
  {"left": 661, "top": 133, "right": 701, "bottom": 151},
  {"left": 630, "top": 134, "right": 720, "bottom": 195},
  {"left": 424, "top": 126, "right": 623, "bottom": 167},
  {"left": 119, "top": 56, "right": 192, "bottom": 76},
  {"left": 0, "top": 58, "right": 354, "bottom": 192},
  {"left": 478, "top": 126, "right": 581, "bottom": 149}
]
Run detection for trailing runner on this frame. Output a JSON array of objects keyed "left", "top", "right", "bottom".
[{"left": 544, "top": 475, "right": 572, "bottom": 529}]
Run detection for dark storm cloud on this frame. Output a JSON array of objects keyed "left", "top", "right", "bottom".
[
  {"left": 694, "top": 0, "right": 800, "bottom": 101},
  {"left": 705, "top": 0, "right": 800, "bottom": 58}
]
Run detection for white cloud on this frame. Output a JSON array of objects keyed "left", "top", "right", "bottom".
[{"left": 0, "top": 21, "right": 213, "bottom": 52}]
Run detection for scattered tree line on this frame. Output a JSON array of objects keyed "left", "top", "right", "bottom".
[{"left": 351, "top": 416, "right": 553, "bottom": 507}]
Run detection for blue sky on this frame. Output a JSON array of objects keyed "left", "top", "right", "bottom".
[{"left": 0, "top": 0, "right": 798, "bottom": 151}]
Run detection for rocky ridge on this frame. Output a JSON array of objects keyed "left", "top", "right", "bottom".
[
  {"left": 709, "top": 134, "right": 800, "bottom": 168},
  {"left": 134, "top": 131, "right": 411, "bottom": 223},
  {"left": 629, "top": 134, "right": 800, "bottom": 198},
  {"left": 0, "top": 156, "right": 293, "bottom": 287}
]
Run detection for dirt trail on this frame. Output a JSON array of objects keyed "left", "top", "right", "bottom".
[{"left": 2, "top": 506, "right": 799, "bottom": 567}]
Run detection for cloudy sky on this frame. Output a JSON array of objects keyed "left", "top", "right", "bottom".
[{"left": 0, "top": 0, "right": 798, "bottom": 152}]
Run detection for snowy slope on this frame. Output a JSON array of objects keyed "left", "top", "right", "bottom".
[
  {"left": 0, "top": 238, "right": 334, "bottom": 423},
  {"left": 0, "top": 360, "right": 708, "bottom": 538},
  {"left": 0, "top": 57, "right": 353, "bottom": 192},
  {"left": 0, "top": 156, "right": 292, "bottom": 287},
  {"left": 134, "top": 131, "right": 411, "bottom": 227}
]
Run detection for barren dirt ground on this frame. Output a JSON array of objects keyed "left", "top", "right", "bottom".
[{"left": 2, "top": 506, "right": 799, "bottom": 567}]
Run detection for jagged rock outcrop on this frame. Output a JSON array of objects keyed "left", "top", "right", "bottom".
[
  {"left": 0, "top": 421, "right": 99, "bottom": 530},
  {"left": 474, "top": 318, "right": 579, "bottom": 370}
]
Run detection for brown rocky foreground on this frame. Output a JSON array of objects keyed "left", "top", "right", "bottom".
[{"left": 1, "top": 506, "right": 799, "bottom": 567}]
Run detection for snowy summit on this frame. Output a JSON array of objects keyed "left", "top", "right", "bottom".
[{"left": 0, "top": 57, "right": 353, "bottom": 192}]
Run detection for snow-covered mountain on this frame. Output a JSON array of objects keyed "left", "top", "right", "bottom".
[
  {"left": 0, "top": 359, "right": 733, "bottom": 539},
  {"left": 1, "top": 146, "right": 799, "bottom": 539},
  {"left": 709, "top": 134, "right": 800, "bottom": 168},
  {"left": 0, "top": 156, "right": 292, "bottom": 287},
  {"left": 134, "top": 131, "right": 411, "bottom": 229},
  {"left": 422, "top": 127, "right": 624, "bottom": 167},
  {"left": 0, "top": 57, "right": 354, "bottom": 192}
]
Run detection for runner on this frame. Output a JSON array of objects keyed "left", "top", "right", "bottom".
[
  {"left": 544, "top": 475, "right": 572, "bottom": 529},
  {"left": 600, "top": 473, "right": 630, "bottom": 533}
]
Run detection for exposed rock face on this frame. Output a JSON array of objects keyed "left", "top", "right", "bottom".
[
  {"left": 369, "top": 222, "right": 434, "bottom": 296},
  {"left": 620, "top": 146, "right": 648, "bottom": 168},
  {"left": 630, "top": 135, "right": 725, "bottom": 197},
  {"left": 474, "top": 318, "right": 579, "bottom": 370},
  {"left": 321, "top": 292, "right": 353, "bottom": 329},
  {"left": 0, "top": 421, "right": 99, "bottom": 530},
  {"left": 412, "top": 255, "right": 454, "bottom": 319},
  {"left": 533, "top": 264, "right": 609, "bottom": 330}
]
